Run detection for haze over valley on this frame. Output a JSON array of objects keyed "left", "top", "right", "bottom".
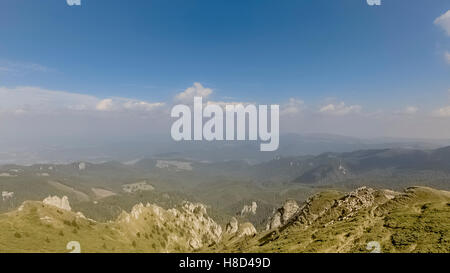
[{"left": 1, "top": 141, "right": 450, "bottom": 253}]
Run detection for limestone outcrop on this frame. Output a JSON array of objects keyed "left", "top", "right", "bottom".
[
  {"left": 266, "top": 199, "right": 299, "bottom": 230},
  {"left": 240, "top": 201, "right": 257, "bottom": 216},
  {"left": 43, "top": 195, "right": 72, "bottom": 211},
  {"left": 225, "top": 217, "right": 257, "bottom": 238},
  {"left": 117, "top": 201, "right": 222, "bottom": 250},
  {"left": 225, "top": 217, "right": 238, "bottom": 234}
]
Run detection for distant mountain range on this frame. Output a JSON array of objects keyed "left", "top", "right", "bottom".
[
  {"left": 2, "top": 145, "right": 450, "bottom": 211},
  {"left": 130, "top": 145, "right": 450, "bottom": 188},
  {"left": 249, "top": 146, "right": 450, "bottom": 186},
  {"left": 2, "top": 133, "right": 450, "bottom": 165}
]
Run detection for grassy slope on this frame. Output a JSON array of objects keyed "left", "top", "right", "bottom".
[
  {"left": 0, "top": 201, "right": 214, "bottom": 253},
  {"left": 0, "top": 186, "right": 448, "bottom": 253},
  {"left": 210, "top": 187, "right": 450, "bottom": 253}
]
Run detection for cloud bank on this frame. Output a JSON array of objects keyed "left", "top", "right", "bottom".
[
  {"left": 2, "top": 83, "right": 450, "bottom": 153},
  {"left": 0, "top": 86, "right": 165, "bottom": 115},
  {"left": 319, "top": 102, "right": 362, "bottom": 116}
]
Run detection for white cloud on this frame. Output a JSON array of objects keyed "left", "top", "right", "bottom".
[
  {"left": 432, "top": 106, "right": 450, "bottom": 117},
  {"left": 0, "top": 86, "right": 164, "bottom": 114},
  {"left": 96, "top": 98, "right": 164, "bottom": 112},
  {"left": 319, "top": 102, "right": 361, "bottom": 116},
  {"left": 396, "top": 106, "right": 418, "bottom": 115},
  {"left": 6, "top": 84, "right": 450, "bottom": 147},
  {"left": 434, "top": 10, "right": 450, "bottom": 36},
  {"left": 445, "top": 51, "right": 450, "bottom": 64},
  {"left": 281, "top": 98, "right": 304, "bottom": 116},
  {"left": 123, "top": 100, "right": 164, "bottom": 111},
  {"left": 96, "top": 99, "right": 114, "bottom": 111},
  {"left": 175, "top": 82, "right": 213, "bottom": 103}
]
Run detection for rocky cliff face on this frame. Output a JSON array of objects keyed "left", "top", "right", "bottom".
[
  {"left": 3, "top": 198, "right": 224, "bottom": 252},
  {"left": 117, "top": 201, "right": 222, "bottom": 250},
  {"left": 265, "top": 200, "right": 299, "bottom": 230},
  {"left": 329, "top": 186, "right": 376, "bottom": 221},
  {"left": 225, "top": 217, "right": 239, "bottom": 234},
  {"left": 225, "top": 217, "right": 257, "bottom": 238},
  {"left": 240, "top": 201, "right": 257, "bottom": 216},
  {"left": 43, "top": 195, "right": 72, "bottom": 211},
  {"left": 265, "top": 187, "right": 383, "bottom": 230},
  {"left": 237, "top": 222, "right": 257, "bottom": 237},
  {"left": 2, "top": 191, "right": 14, "bottom": 202}
]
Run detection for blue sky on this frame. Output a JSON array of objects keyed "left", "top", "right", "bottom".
[
  {"left": 1, "top": 0, "right": 448, "bottom": 104},
  {"left": 0, "top": 0, "right": 450, "bottom": 141}
]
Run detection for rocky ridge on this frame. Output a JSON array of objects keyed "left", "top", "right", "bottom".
[
  {"left": 266, "top": 187, "right": 391, "bottom": 231},
  {"left": 43, "top": 195, "right": 72, "bottom": 211},
  {"left": 225, "top": 217, "right": 257, "bottom": 238},
  {"left": 117, "top": 201, "right": 222, "bottom": 250}
]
